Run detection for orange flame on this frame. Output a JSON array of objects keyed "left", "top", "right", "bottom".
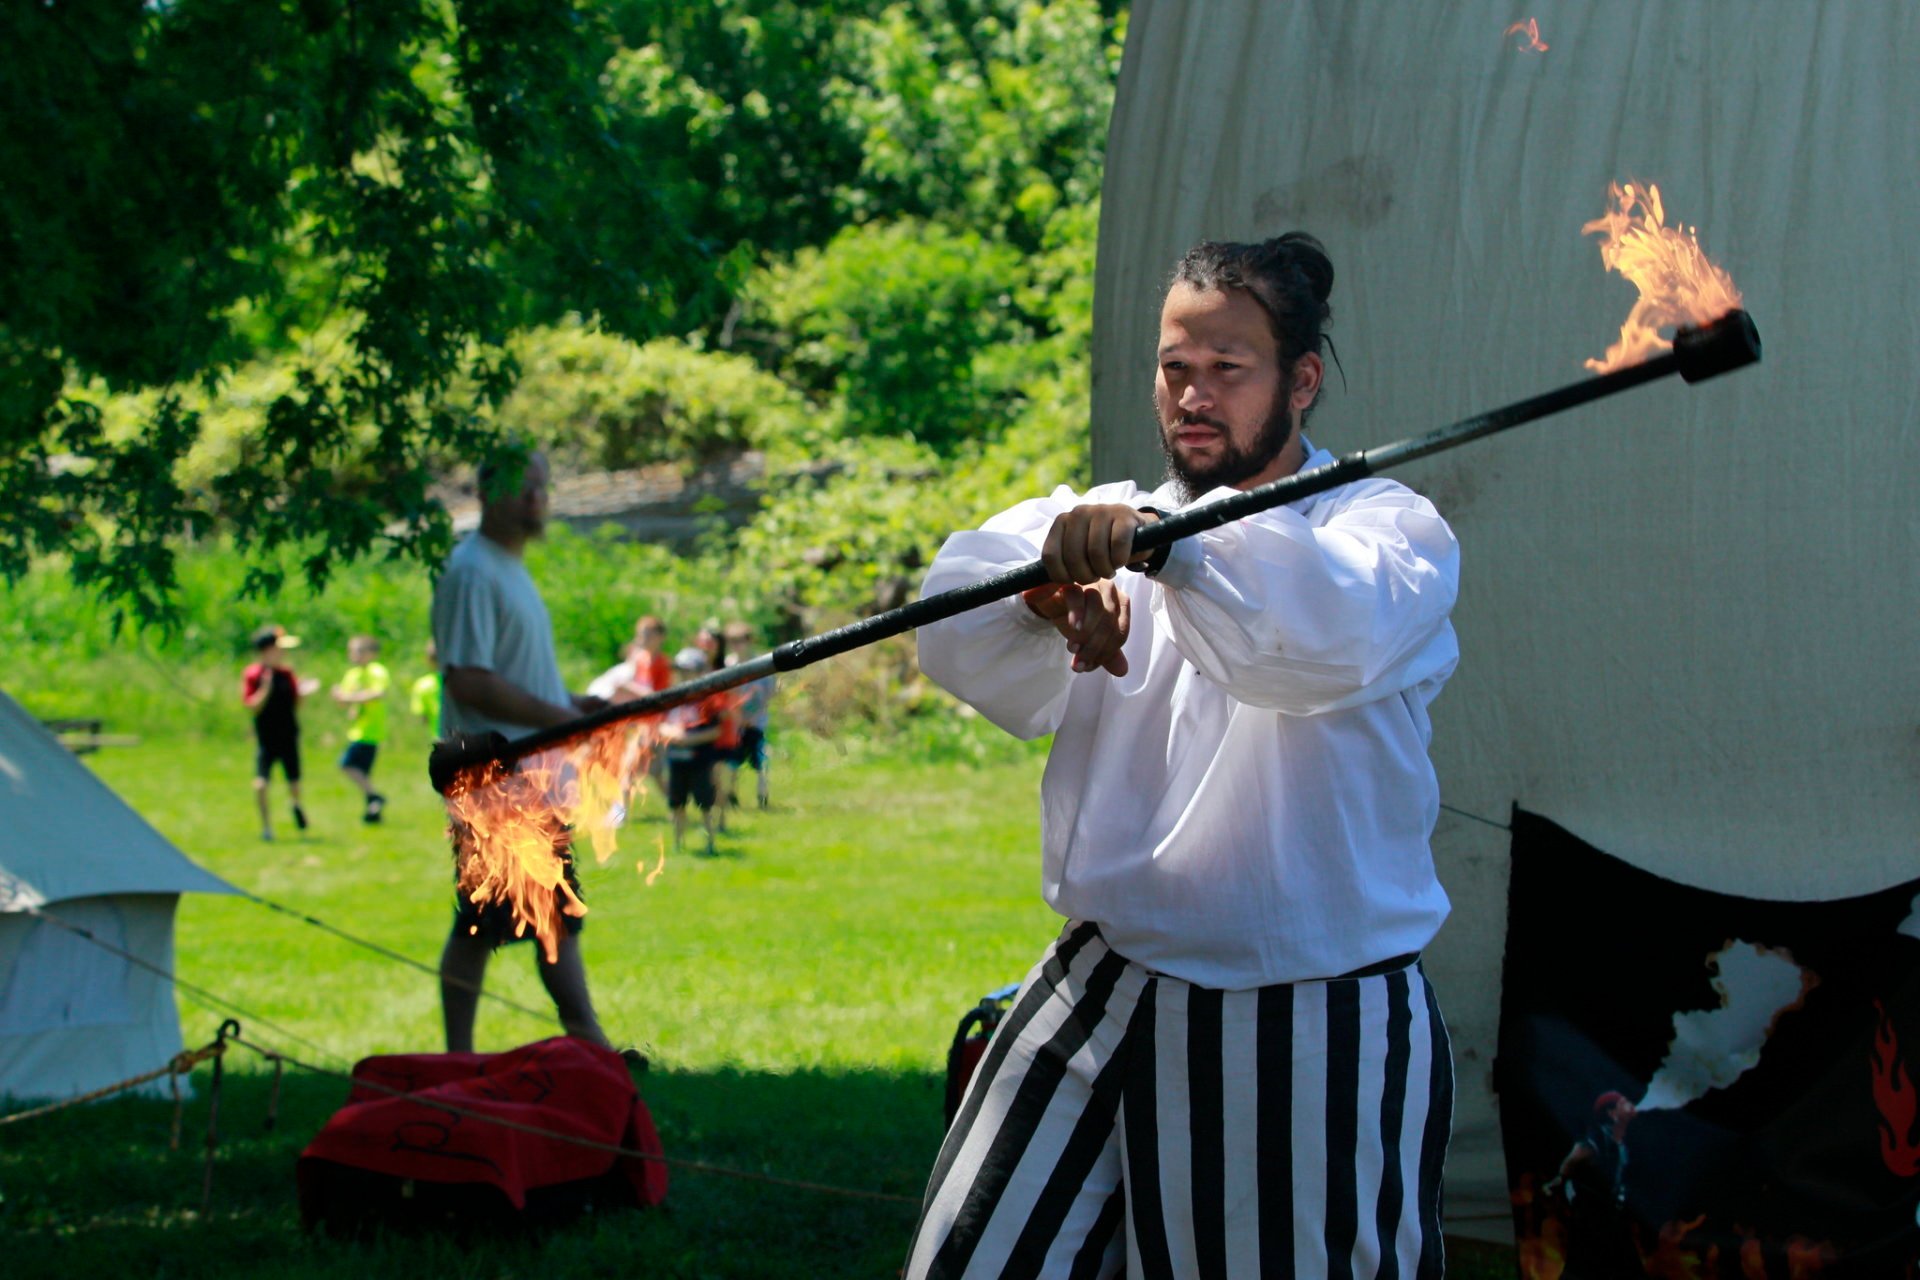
[
  {"left": 1872, "top": 999, "right": 1920, "bottom": 1176},
  {"left": 1510, "top": 1174, "right": 1568, "bottom": 1280},
  {"left": 1582, "top": 181, "right": 1744, "bottom": 374},
  {"left": 1642, "top": 1215, "right": 1714, "bottom": 1280},
  {"left": 444, "top": 717, "right": 663, "bottom": 962},
  {"left": 1518, "top": 1222, "right": 1567, "bottom": 1280},
  {"left": 1785, "top": 1237, "right": 1837, "bottom": 1280},
  {"left": 1505, "top": 18, "right": 1549, "bottom": 53}
]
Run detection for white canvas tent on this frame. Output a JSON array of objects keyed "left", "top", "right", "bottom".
[
  {"left": 1093, "top": 1, "right": 1920, "bottom": 1241},
  {"left": 0, "top": 688, "right": 236, "bottom": 1102}
]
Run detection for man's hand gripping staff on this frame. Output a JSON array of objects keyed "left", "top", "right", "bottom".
[{"left": 1023, "top": 504, "right": 1164, "bottom": 676}]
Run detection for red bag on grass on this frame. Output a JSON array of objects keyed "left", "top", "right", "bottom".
[{"left": 297, "top": 1037, "right": 665, "bottom": 1236}]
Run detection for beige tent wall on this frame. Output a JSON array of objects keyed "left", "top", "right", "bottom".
[
  {"left": 1093, "top": 0, "right": 1920, "bottom": 1240},
  {"left": 0, "top": 895, "right": 188, "bottom": 1101},
  {"left": 0, "top": 688, "right": 236, "bottom": 1102}
]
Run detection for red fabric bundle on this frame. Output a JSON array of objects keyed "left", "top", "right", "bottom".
[{"left": 298, "top": 1037, "right": 666, "bottom": 1212}]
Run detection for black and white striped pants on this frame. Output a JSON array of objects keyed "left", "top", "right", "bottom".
[{"left": 906, "top": 922, "right": 1453, "bottom": 1279}]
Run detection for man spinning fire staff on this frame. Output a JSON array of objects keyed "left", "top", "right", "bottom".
[
  {"left": 431, "top": 451, "right": 624, "bottom": 1057},
  {"left": 906, "top": 233, "right": 1459, "bottom": 1278}
]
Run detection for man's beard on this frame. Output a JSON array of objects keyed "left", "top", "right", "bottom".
[{"left": 1156, "top": 392, "right": 1296, "bottom": 504}]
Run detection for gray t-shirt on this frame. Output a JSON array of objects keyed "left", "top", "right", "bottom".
[{"left": 431, "top": 533, "right": 573, "bottom": 739}]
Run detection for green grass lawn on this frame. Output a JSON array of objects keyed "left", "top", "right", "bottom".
[{"left": 1, "top": 711, "right": 1516, "bottom": 1278}]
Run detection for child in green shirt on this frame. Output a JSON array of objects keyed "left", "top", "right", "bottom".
[{"left": 332, "top": 635, "right": 390, "bottom": 822}]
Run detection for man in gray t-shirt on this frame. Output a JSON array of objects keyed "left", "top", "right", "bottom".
[{"left": 430, "top": 451, "right": 621, "bottom": 1057}]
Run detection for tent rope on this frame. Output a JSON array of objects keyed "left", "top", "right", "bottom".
[
  {"left": 23, "top": 904, "right": 351, "bottom": 1066},
  {"left": 231, "top": 887, "right": 559, "bottom": 1027},
  {"left": 1440, "top": 802, "right": 1511, "bottom": 832},
  {"left": 226, "top": 1031, "right": 921, "bottom": 1206},
  {"left": 12, "top": 911, "right": 923, "bottom": 1209},
  {"left": 0, "top": 1034, "right": 226, "bottom": 1128}
]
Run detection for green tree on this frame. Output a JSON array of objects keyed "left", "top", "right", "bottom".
[
  {"left": 834, "top": 0, "right": 1123, "bottom": 248},
  {"left": 2, "top": 0, "right": 1127, "bottom": 636},
  {"left": 0, "top": 0, "right": 725, "bottom": 623},
  {"left": 496, "top": 324, "right": 819, "bottom": 471},
  {"left": 751, "top": 220, "right": 1026, "bottom": 452}
]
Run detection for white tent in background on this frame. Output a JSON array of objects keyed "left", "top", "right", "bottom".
[
  {"left": 1093, "top": 1, "right": 1919, "bottom": 1241},
  {"left": 0, "top": 687, "right": 236, "bottom": 1102}
]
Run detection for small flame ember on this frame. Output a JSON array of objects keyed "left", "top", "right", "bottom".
[
  {"left": 1505, "top": 18, "right": 1549, "bottom": 53},
  {"left": 1583, "top": 181, "right": 1743, "bottom": 374},
  {"left": 444, "top": 717, "right": 662, "bottom": 962}
]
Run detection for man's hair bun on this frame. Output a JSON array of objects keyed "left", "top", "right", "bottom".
[{"left": 1170, "top": 233, "right": 1335, "bottom": 369}]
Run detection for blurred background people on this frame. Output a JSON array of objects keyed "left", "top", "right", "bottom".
[
  {"left": 332, "top": 634, "right": 390, "bottom": 823},
  {"left": 410, "top": 638, "right": 443, "bottom": 734},
  {"left": 719, "top": 620, "right": 775, "bottom": 814},
  {"left": 660, "top": 646, "right": 722, "bottom": 857},
  {"left": 242, "top": 624, "right": 319, "bottom": 841}
]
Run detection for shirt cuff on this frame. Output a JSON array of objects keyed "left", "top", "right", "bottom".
[
  {"left": 1150, "top": 534, "right": 1203, "bottom": 589},
  {"left": 1007, "top": 590, "right": 1058, "bottom": 632}
]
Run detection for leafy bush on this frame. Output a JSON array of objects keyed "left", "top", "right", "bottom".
[
  {"left": 498, "top": 324, "right": 822, "bottom": 472},
  {"left": 749, "top": 219, "right": 1027, "bottom": 452}
]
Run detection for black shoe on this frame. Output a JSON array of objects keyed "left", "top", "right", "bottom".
[
  {"left": 620, "top": 1047, "right": 650, "bottom": 1076},
  {"left": 292, "top": 806, "right": 308, "bottom": 831},
  {"left": 364, "top": 794, "right": 385, "bottom": 824}
]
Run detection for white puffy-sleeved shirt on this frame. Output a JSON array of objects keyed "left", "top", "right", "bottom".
[{"left": 917, "top": 445, "right": 1461, "bottom": 989}]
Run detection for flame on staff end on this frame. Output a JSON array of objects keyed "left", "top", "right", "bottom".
[
  {"left": 1505, "top": 18, "right": 1548, "bottom": 53},
  {"left": 444, "top": 717, "right": 662, "bottom": 962},
  {"left": 1583, "top": 181, "right": 1744, "bottom": 374}
]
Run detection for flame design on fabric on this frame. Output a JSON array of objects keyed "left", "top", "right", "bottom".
[{"left": 1872, "top": 999, "right": 1920, "bottom": 1177}]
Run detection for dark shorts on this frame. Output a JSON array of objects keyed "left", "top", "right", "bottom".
[
  {"left": 340, "top": 740, "right": 378, "bottom": 773},
  {"left": 668, "top": 751, "right": 715, "bottom": 810},
  {"left": 255, "top": 732, "right": 301, "bottom": 782},
  {"left": 727, "top": 726, "right": 767, "bottom": 771},
  {"left": 451, "top": 840, "right": 586, "bottom": 948}
]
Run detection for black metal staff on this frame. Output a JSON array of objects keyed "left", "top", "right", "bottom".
[{"left": 430, "top": 309, "right": 1760, "bottom": 793}]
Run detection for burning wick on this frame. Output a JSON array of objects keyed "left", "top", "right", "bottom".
[
  {"left": 1504, "top": 18, "right": 1548, "bottom": 53},
  {"left": 442, "top": 685, "right": 750, "bottom": 959},
  {"left": 1583, "top": 180, "right": 1744, "bottom": 374},
  {"left": 444, "top": 717, "right": 664, "bottom": 962}
]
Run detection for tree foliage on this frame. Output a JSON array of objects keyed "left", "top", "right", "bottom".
[
  {"left": 1, "top": 0, "right": 1127, "bottom": 631},
  {"left": 497, "top": 325, "right": 817, "bottom": 472},
  {"left": 1, "top": 0, "right": 726, "bottom": 620}
]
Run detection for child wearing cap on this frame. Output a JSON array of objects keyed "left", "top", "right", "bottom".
[{"left": 242, "top": 624, "right": 320, "bottom": 841}]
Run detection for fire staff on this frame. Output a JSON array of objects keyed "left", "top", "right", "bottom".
[{"left": 907, "top": 234, "right": 1460, "bottom": 1279}]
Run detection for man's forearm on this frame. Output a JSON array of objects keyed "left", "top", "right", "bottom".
[{"left": 443, "top": 667, "right": 576, "bottom": 730}]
